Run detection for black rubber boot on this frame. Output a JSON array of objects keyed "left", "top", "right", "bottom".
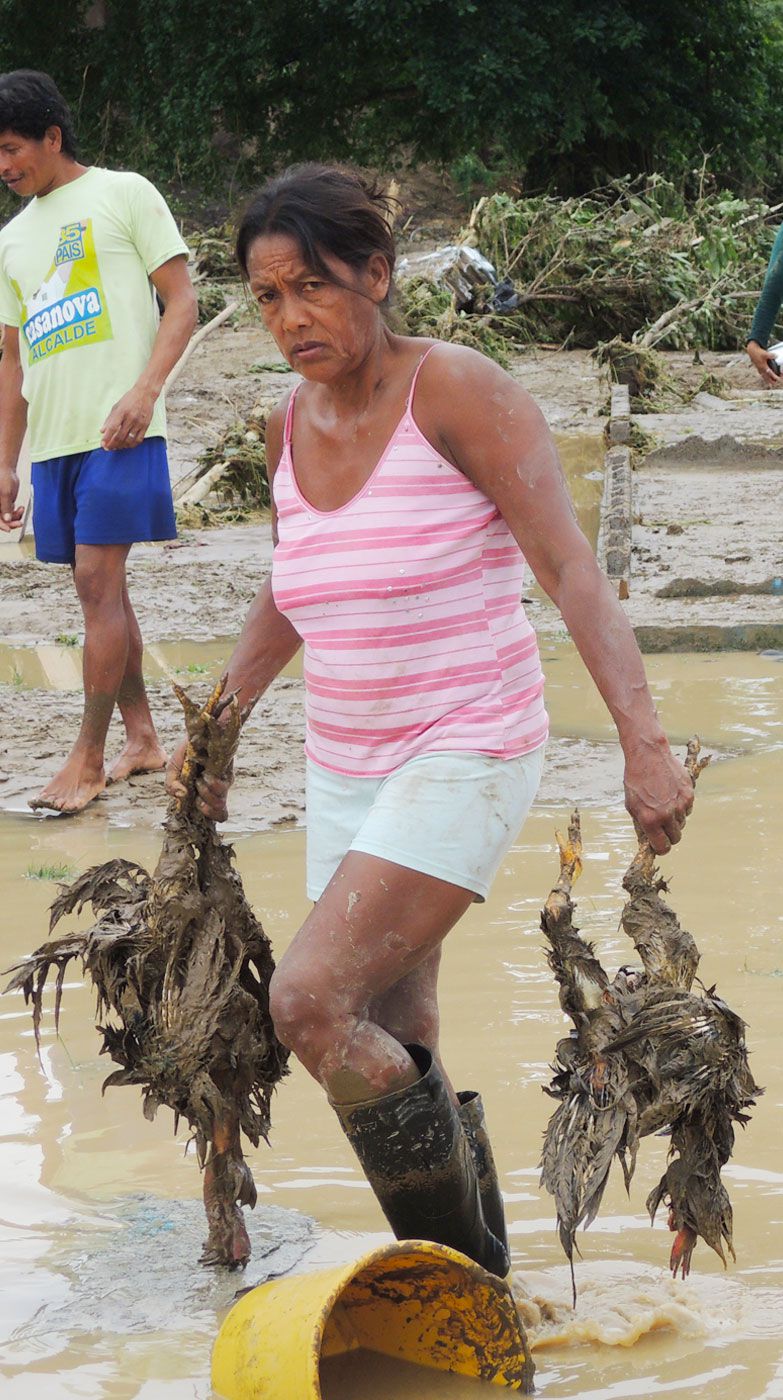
[
  {"left": 332, "top": 1044, "right": 510, "bottom": 1277},
  {"left": 457, "top": 1090, "right": 510, "bottom": 1257}
]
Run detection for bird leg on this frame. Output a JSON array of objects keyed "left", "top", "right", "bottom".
[
  {"left": 545, "top": 811, "right": 583, "bottom": 917},
  {"left": 647, "top": 1125, "right": 735, "bottom": 1279},
  {"left": 200, "top": 1113, "right": 258, "bottom": 1269},
  {"left": 172, "top": 674, "right": 243, "bottom": 818},
  {"left": 668, "top": 1212, "right": 698, "bottom": 1280},
  {"left": 620, "top": 737, "right": 709, "bottom": 990},
  {"left": 541, "top": 810, "right": 612, "bottom": 1025}
]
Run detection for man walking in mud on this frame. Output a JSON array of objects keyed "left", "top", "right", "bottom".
[{"left": 0, "top": 70, "right": 197, "bottom": 813}]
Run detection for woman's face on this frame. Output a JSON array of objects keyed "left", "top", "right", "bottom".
[{"left": 246, "top": 232, "right": 390, "bottom": 381}]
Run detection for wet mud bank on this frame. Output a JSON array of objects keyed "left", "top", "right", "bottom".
[
  {"left": 2, "top": 642, "right": 778, "bottom": 834},
  {"left": 0, "top": 666, "right": 630, "bottom": 832}
]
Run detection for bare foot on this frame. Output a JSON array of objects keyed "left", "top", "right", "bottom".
[
  {"left": 29, "top": 754, "right": 106, "bottom": 814},
  {"left": 106, "top": 738, "right": 168, "bottom": 786}
]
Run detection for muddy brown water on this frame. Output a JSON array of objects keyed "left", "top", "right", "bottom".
[
  {"left": 319, "top": 1351, "right": 502, "bottom": 1396},
  {"left": 1, "top": 641, "right": 781, "bottom": 1397}
]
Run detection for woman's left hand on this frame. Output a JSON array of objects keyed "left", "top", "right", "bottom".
[{"left": 623, "top": 740, "right": 695, "bottom": 854}]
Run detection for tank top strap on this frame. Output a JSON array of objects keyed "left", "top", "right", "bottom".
[
  {"left": 405, "top": 343, "right": 438, "bottom": 413},
  {"left": 283, "top": 384, "right": 301, "bottom": 447}
]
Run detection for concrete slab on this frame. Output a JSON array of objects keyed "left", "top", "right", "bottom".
[{"left": 620, "top": 455, "right": 783, "bottom": 650}]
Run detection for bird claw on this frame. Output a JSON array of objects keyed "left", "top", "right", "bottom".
[
  {"left": 173, "top": 683, "right": 204, "bottom": 735},
  {"left": 669, "top": 1224, "right": 698, "bottom": 1279},
  {"left": 199, "top": 1208, "right": 251, "bottom": 1270},
  {"left": 555, "top": 811, "right": 583, "bottom": 889},
  {"left": 172, "top": 677, "right": 244, "bottom": 816}
]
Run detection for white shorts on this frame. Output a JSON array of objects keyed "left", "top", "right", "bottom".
[{"left": 305, "top": 745, "right": 545, "bottom": 902}]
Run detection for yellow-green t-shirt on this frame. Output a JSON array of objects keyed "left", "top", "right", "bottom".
[{"left": 0, "top": 166, "right": 189, "bottom": 461}]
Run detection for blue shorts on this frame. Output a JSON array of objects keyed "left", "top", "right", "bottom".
[{"left": 31, "top": 436, "right": 177, "bottom": 564}]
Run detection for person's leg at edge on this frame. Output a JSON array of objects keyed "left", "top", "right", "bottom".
[
  {"left": 30, "top": 543, "right": 132, "bottom": 813},
  {"left": 106, "top": 582, "right": 167, "bottom": 783}
]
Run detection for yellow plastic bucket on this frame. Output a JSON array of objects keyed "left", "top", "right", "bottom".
[{"left": 211, "top": 1239, "right": 534, "bottom": 1397}]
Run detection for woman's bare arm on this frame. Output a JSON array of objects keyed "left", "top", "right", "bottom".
[{"left": 417, "top": 344, "right": 693, "bottom": 854}]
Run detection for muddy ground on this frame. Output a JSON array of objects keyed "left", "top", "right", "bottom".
[
  {"left": 0, "top": 317, "right": 779, "bottom": 831},
  {"left": 0, "top": 668, "right": 632, "bottom": 831}
]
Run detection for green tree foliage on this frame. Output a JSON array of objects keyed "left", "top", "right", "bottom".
[{"left": 1, "top": 0, "right": 782, "bottom": 194}]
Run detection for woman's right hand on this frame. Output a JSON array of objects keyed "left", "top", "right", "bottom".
[
  {"left": 165, "top": 739, "right": 233, "bottom": 823},
  {"left": 747, "top": 340, "right": 782, "bottom": 388}
]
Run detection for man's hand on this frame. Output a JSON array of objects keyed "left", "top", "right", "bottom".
[
  {"left": 0, "top": 467, "right": 23, "bottom": 531},
  {"left": 747, "top": 340, "right": 782, "bottom": 389},
  {"left": 623, "top": 738, "right": 695, "bottom": 854},
  {"left": 100, "top": 384, "right": 157, "bottom": 451}
]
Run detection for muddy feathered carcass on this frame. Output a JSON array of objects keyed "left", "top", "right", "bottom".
[
  {"left": 539, "top": 739, "right": 760, "bottom": 1298},
  {"left": 5, "top": 679, "right": 289, "bottom": 1268}
]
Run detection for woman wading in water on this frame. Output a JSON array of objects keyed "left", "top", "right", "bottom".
[{"left": 167, "top": 165, "right": 693, "bottom": 1277}]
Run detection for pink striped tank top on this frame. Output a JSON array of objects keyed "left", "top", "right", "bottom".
[{"left": 271, "top": 348, "right": 548, "bottom": 777}]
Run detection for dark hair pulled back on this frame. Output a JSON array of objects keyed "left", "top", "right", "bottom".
[
  {"left": 236, "top": 164, "right": 396, "bottom": 300},
  {"left": 0, "top": 70, "right": 78, "bottom": 159}
]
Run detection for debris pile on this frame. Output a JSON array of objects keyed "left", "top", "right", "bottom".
[
  {"left": 184, "top": 417, "right": 269, "bottom": 513},
  {"left": 395, "top": 275, "right": 513, "bottom": 365},
  {"left": 173, "top": 387, "right": 282, "bottom": 520},
  {"left": 468, "top": 176, "right": 779, "bottom": 350},
  {"left": 181, "top": 179, "right": 780, "bottom": 359}
]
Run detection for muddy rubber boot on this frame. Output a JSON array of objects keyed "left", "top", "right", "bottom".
[
  {"left": 333, "top": 1044, "right": 510, "bottom": 1277},
  {"left": 457, "top": 1090, "right": 509, "bottom": 1257}
]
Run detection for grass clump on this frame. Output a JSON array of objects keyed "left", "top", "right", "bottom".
[
  {"left": 629, "top": 421, "right": 660, "bottom": 458},
  {"left": 595, "top": 338, "right": 687, "bottom": 412},
  {"left": 196, "top": 284, "right": 229, "bottom": 324},
  {"left": 25, "top": 863, "right": 76, "bottom": 882},
  {"left": 691, "top": 371, "right": 731, "bottom": 399},
  {"left": 189, "top": 224, "right": 236, "bottom": 281},
  {"left": 176, "top": 415, "right": 271, "bottom": 527}
]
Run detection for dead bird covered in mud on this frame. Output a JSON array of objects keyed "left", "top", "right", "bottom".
[
  {"left": 5, "top": 678, "right": 289, "bottom": 1269},
  {"left": 539, "top": 738, "right": 760, "bottom": 1298}
]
